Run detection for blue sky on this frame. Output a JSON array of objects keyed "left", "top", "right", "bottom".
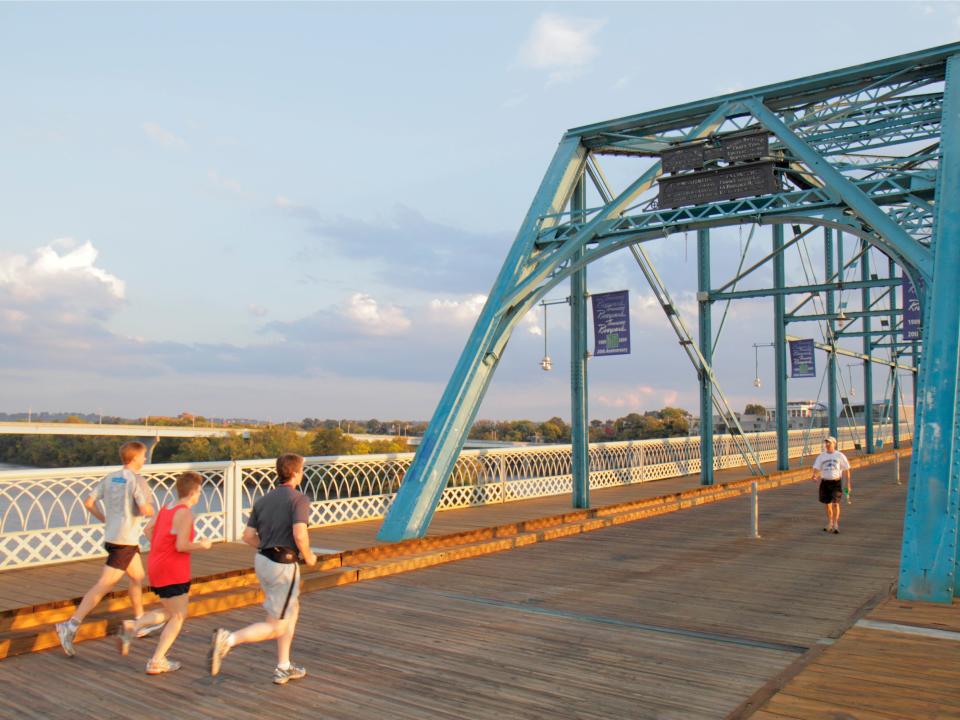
[{"left": 0, "top": 2, "right": 954, "bottom": 421}]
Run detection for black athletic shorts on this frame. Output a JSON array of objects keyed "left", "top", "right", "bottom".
[
  {"left": 819, "top": 479, "right": 843, "bottom": 504},
  {"left": 104, "top": 542, "right": 140, "bottom": 570},
  {"left": 153, "top": 581, "right": 191, "bottom": 599}
]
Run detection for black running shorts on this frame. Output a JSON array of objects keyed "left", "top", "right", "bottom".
[
  {"left": 104, "top": 542, "right": 140, "bottom": 570},
  {"left": 819, "top": 479, "right": 843, "bottom": 504}
]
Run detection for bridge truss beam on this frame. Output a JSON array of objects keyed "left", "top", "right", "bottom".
[{"left": 377, "top": 44, "right": 960, "bottom": 604}]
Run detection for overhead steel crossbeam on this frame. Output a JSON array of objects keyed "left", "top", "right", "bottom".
[{"left": 378, "top": 44, "right": 960, "bottom": 606}]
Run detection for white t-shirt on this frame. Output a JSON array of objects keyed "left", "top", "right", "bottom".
[
  {"left": 813, "top": 451, "right": 850, "bottom": 480},
  {"left": 93, "top": 468, "right": 152, "bottom": 545}
]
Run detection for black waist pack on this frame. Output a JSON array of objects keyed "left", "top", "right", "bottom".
[{"left": 259, "top": 546, "right": 299, "bottom": 564}]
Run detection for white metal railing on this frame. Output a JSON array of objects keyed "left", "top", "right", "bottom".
[{"left": 0, "top": 423, "right": 911, "bottom": 570}]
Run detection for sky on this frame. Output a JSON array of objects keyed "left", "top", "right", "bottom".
[{"left": 0, "top": 2, "right": 954, "bottom": 422}]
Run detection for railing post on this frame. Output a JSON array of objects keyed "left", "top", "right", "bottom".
[
  {"left": 226, "top": 461, "right": 244, "bottom": 542},
  {"left": 750, "top": 481, "right": 760, "bottom": 539},
  {"left": 895, "top": 451, "right": 901, "bottom": 485},
  {"left": 499, "top": 454, "right": 506, "bottom": 503},
  {"left": 639, "top": 443, "right": 645, "bottom": 481}
]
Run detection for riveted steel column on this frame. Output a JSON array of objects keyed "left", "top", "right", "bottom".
[
  {"left": 773, "top": 225, "right": 789, "bottom": 470},
  {"left": 825, "top": 228, "right": 839, "bottom": 439},
  {"left": 862, "top": 244, "right": 875, "bottom": 453},
  {"left": 570, "top": 177, "right": 590, "bottom": 508},
  {"left": 697, "top": 229, "right": 714, "bottom": 485},
  {"left": 890, "top": 257, "right": 901, "bottom": 449},
  {"left": 898, "top": 53, "right": 960, "bottom": 602}
]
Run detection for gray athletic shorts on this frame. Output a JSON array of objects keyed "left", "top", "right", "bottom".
[{"left": 254, "top": 553, "right": 300, "bottom": 619}]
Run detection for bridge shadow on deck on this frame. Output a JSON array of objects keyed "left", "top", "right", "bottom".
[{"left": 0, "top": 455, "right": 943, "bottom": 720}]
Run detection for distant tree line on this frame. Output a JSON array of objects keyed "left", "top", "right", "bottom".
[{"left": 0, "top": 408, "right": 691, "bottom": 467}]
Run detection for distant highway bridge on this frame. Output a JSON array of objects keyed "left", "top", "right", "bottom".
[{"left": 0, "top": 423, "right": 526, "bottom": 460}]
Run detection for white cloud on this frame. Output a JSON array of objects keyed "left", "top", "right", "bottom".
[
  {"left": 519, "top": 13, "right": 605, "bottom": 86},
  {"left": 208, "top": 169, "right": 244, "bottom": 195},
  {"left": 597, "top": 384, "right": 683, "bottom": 410},
  {"left": 340, "top": 293, "right": 411, "bottom": 336},
  {"left": 247, "top": 304, "right": 268, "bottom": 318},
  {"left": 275, "top": 195, "right": 294, "bottom": 209},
  {"left": 428, "top": 294, "right": 542, "bottom": 335},
  {"left": 141, "top": 122, "right": 187, "bottom": 149},
  {"left": 428, "top": 294, "right": 487, "bottom": 325},
  {"left": 0, "top": 239, "right": 125, "bottom": 305},
  {"left": 612, "top": 76, "right": 630, "bottom": 92}
]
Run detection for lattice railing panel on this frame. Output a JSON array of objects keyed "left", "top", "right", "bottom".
[{"left": 0, "top": 424, "right": 912, "bottom": 569}]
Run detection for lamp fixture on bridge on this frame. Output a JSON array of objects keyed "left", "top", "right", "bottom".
[
  {"left": 752, "top": 342, "right": 774, "bottom": 388},
  {"left": 538, "top": 297, "right": 572, "bottom": 372},
  {"left": 540, "top": 301, "right": 552, "bottom": 371}
]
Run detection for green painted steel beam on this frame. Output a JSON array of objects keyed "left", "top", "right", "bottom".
[
  {"left": 698, "top": 229, "right": 714, "bottom": 486},
  {"left": 774, "top": 225, "right": 789, "bottom": 471},
  {"left": 570, "top": 178, "right": 589, "bottom": 509},
  {"left": 569, "top": 42, "right": 959, "bottom": 141},
  {"left": 785, "top": 334, "right": 916, "bottom": 372},
  {"left": 862, "top": 245, "right": 875, "bottom": 452},
  {"left": 788, "top": 308, "right": 903, "bottom": 323},
  {"left": 826, "top": 229, "right": 839, "bottom": 439},
  {"left": 743, "top": 97, "right": 933, "bottom": 281},
  {"left": 899, "top": 52, "right": 960, "bottom": 602},
  {"left": 377, "top": 136, "right": 586, "bottom": 542},
  {"left": 713, "top": 277, "right": 899, "bottom": 302}
]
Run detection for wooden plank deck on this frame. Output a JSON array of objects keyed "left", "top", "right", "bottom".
[
  {"left": 752, "top": 597, "right": 960, "bottom": 719},
  {"left": 0, "top": 455, "right": 930, "bottom": 720}
]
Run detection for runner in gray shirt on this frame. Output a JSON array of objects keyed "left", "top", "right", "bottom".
[
  {"left": 56, "top": 441, "right": 156, "bottom": 656},
  {"left": 209, "top": 453, "right": 317, "bottom": 685}
]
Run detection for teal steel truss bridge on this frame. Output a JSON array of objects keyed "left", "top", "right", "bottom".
[{"left": 378, "top": 43, "right": 960, "bottom": 604}]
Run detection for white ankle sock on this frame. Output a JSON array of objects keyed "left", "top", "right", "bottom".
[{"left": 277, "top": 661, "right": 290, "bottom": 671}]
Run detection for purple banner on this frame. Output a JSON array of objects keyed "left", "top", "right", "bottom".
[
  {"left": 789, "top": 338, "right": 816, "bottom": 378},
  {"left": 592, "top": 290, "right": 631, "bottom": 357},
  {"left": 902, "top": 277, "right": 923, "bottom": 341}
]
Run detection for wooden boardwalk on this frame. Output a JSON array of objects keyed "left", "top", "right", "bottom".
[
  {"left": 753, "top": 596, "right": 960, "bottom": 719},
  {"left": 1, "top": 454, "right": 951, "bottom": 720}
]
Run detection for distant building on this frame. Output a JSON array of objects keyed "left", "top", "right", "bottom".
[{"left": 690, "top": 398, "right": 913, "bottom": 436}]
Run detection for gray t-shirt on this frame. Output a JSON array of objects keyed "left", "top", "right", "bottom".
[
  {"left": 247, "top": 485, "right": 310, "bottom": 550},
  {"left": 813, "top": 451, "right": 850, "bottom": 480},
  {"left": 94, "top": 468, "right": 153, "bottom": 546}
]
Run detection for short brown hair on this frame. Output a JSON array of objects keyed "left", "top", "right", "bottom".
[
  {"left": 120, "top": 441, "right": 147, "bottom": 464},
  {"left": 276, "top": 453, "right": 304, "bottom": 483},
  {"left": 176, "top": 471, "right": 203, "bottom": 499}
]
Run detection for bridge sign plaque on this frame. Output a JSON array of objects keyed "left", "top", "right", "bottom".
[{"left": 657, "top": 160, "right": 777, "bottom": 209}]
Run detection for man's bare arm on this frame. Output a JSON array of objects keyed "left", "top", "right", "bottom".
[
  {"left": 241, "top": 526, "right": 259, "bottom": 548},
  {"left": 83, "top": 494, "right": 106, "bottom": 523},
  {"left": 292, "top": 523, "right": 317, "bottom": 566}
]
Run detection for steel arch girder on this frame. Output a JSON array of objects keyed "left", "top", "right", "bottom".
[{"left": 375, "top": 137, "right": 587, "bottom": 542}]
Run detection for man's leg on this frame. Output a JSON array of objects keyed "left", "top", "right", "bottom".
[
  {"left": 824, "top": 503, "right": 832, "bottom": 529},
  {"left": 125, "top": 554, "right": 146, "bottom": 619},
  {"left": 276, "top": 602, "right": 299, "bottom": 669},
  {"left": 56, "top": 564, "right": 124, "bottom": 656},
  {"left": 833, "top": 500, "right": 841, "bottom": 527},
  {"left": 72, "top": 565, "right": 125, "bottom": 624},
  {"left": 149, "top": 594, "right": 188, "bottom": 664},
  {"left": 227, "top": 616, "right": 287, "bottom": 647}
]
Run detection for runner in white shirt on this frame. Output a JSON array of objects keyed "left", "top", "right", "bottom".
[{"left": 811, "top": 436, "right": 852, "bottom": 534}]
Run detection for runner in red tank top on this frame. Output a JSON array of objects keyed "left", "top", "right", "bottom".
[{"left": 117, "top": 471, "right": 212, "bottom": 674}]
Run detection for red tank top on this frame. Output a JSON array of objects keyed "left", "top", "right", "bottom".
[{"left": 147, "top": 504, "right": 194, "bottom": 587}]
